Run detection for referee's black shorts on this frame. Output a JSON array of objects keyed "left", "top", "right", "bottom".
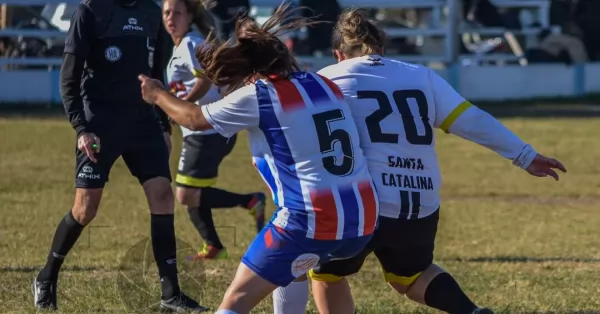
[
  {"left": 175, "top": 133, "right": 237, "bottom": 188},
  {"left": 310, "top": 209, "right": 440, "bottom": 286},
  {"left": 75, "top": 116, "right": 171, "bottom": 189}
]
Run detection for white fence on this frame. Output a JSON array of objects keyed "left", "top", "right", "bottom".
[
  {"left": 0, "top": 0, "right": 551, "bottom": 65},
  {"left": 0, "top": 63, "right": 597, "bottom": 103},
  {"left": 3, "top": 0, "right": 593, "bottom": 103}
]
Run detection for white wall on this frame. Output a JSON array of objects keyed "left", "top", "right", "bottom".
[
  {"left": 0, "top": 70, "right": 60, "bottom": 103},
  {"left": 0, "top": 63, "right": 597, "bottom": 104}
]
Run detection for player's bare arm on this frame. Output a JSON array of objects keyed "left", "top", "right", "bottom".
[
  {"left": 183, "top": 74, "right": 213, "bottom": 103},
  {"left": 139, "top": 74, "right": 211, "bottom": 132}
]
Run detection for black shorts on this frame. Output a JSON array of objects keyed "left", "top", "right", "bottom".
[
  {"left": 175, "top": 133, "right": 237, "bottom": 188},
  {"left": 310, "top": 209, "right": 440, "bottom": 285},
  {"left": 75, "top": 118, "right": 171, "bottom": 189}
]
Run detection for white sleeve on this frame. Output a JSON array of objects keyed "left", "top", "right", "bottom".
[
  {"left": 183, "top": 39, "right": 204, "bottom": 77},
  {"left": 317, "top": 66, "right": 353, "bottom": 97},
  {"left": 200, "top": 85, "right": 259, "bottom": 138},
  {"left": 429, "top": 69, "right": 469, "bottom": 129},
  {"left": 317, "top": 65, "right": 336, "bottom": 79},
  {"left": 429, "top": 69, "right": 536, "bottom": 168}
]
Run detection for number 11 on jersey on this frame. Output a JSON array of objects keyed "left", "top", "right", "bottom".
[{"left": 400, "top": 190, "right": 421, "bottom": 219}]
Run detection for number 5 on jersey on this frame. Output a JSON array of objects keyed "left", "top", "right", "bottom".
[
  {"left": 313, "top": 109, "right": 355, "bottom": 177},
  {"left": 358, "top": 90, "right": 433, "bottom": 145}
]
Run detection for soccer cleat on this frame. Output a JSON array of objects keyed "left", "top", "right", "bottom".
[
  {"left": 31, "top": 277, "right": 57, "bottom": 311},
  {"left": 160, "top": 292, "right": 209, "bottom": 312},
  {"left": 247, "top": 192, "right": 266, "bottom": 233},
  {"left": 472, "top": 308, "right": 494, "bottom": 314},
  {"left": 187, "top": 243, "right": 228, "bottom": 261}
]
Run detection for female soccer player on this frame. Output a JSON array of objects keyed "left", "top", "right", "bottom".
[
  {"left": 274, "top": 8, "right": 566, "bottom": 314},
  {"left": 139, "top": 5, "right": 379, "bottom": 313},
  {"left": 162, "top": 0, "right": 266, "bottom": 260}
]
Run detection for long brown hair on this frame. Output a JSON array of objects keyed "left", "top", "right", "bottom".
[
  {"left": 331, "top": 8, "right": 386, "bottom": 57},
  {"left": 195, "top": 4, "right": 321, "bottom": 94}
]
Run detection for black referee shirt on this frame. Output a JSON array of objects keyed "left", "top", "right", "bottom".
[{"left": 60, "top": 0, "right": 172, "bottom": 136}]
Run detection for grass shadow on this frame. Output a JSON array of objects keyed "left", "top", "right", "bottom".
[{"left": 0, "top": 265, "right": 113, "bottom": 273}]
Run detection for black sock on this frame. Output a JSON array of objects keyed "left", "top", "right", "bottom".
[
  {"left": 187, "top": 205, "right": 224, "bottom": 249},
  {"left": 424, "top": 273, "right": 477, "bottom": 314},
  {"left": 150, "top": 214, "right": 180, "bottom": 299},
  {"left": 37, "top": 211, "right": 85, "bottom": 282},
  {"left": 201, "top": 187, "right": 254, "bottom": 209}
]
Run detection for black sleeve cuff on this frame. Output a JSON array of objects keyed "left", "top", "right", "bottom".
[{"left": 73, "top": 123, "right": 89, "bottom": 138}]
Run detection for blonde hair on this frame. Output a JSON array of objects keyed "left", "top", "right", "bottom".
[{"left": 332, "top": 8, "right": 386, "bottom": 57}]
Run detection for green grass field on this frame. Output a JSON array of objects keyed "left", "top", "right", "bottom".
[{"left": 1, "top": 113, "right": 599, "bottom": 313}]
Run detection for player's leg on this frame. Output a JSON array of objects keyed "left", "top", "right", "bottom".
[
  {"left": 175, "top": 134, "right": 227, "bottom": 259},
  {"left": 217, "top": 225, "right": 343, "bottom": 314},
  {"left": 272, "top": 275, "right": 309, "bottom": 314},
  {"left": 175, "top": 134, "right": 264, "bottom": 260},
  {"left": 308, "top": 234, "right": 375, "bottom": 314},
  {"left": 217, "top": 226, "right": 296, "bottom": 313},
  {"left": 33, "top": 142, "right": 118, "bottom": 310},
  {"left": 123, "top": 126, "right": 206, "bottom": 312},
  {"left": 377, "top": 211, "right": 492, "bottom": 314},
  {"left": 192, "top": 134, "right": 266, "bottom": 231}
]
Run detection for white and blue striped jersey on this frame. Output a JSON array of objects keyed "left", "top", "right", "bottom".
[{"left": 201, "top": 72, "right": 379, "bottom": 240}]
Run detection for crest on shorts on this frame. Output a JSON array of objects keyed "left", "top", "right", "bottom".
[
  {"left": 105, "top": 46, "right": 122, "bottom": 62},
  {"left": 290, "top": 253, "right": 320, "bottom": 277}
]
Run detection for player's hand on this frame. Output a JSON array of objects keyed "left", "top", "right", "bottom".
[
  {"left": 525, "top": 154, "right": 567, "bottom": 181},
  {"left": 163, "top": 132, "right": 172, "bottom": 155},
  {"left": 138, "top": 74, "right": 165, "bottom": 104},
  {"left": 78, "top": 132, "right": 100, "bottom": 163}
]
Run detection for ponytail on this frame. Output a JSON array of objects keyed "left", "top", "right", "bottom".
[{"left": 332, "top": 8, "right": 386, "bottom": 57}]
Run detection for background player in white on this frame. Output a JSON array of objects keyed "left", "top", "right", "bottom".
[
  {"left": 139, "top": 6, "right": 379, "bottom": 314},
  {"left": 162, "top": 0, "right": 266, "bottom": 260},
  {"left": 273, "top": 8, "right": 567, "bottom": 314}
]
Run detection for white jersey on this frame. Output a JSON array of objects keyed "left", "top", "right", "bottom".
[
  {"left": 166, "top": 32, "right": 221, "bottom": 137},
  {"left": 319, "top": 55, "right": 531, "bottom": 219},
  {"left": 201, "top": 72, "right": 379, "bottom": 240}
]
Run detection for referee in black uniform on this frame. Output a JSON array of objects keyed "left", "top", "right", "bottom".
[{"left": 31, "top": 0, "right": 206, "bottom": 311}]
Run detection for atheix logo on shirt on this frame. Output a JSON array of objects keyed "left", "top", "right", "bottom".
[{"left": 123, "top": 17, "right": 143, "bottom": 31}]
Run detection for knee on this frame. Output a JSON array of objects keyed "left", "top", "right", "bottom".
[
  {"left": 144, "top": 178, "right": 174, "bottom": 214},
  {"left": 389, "top": 282, "right": 410, "bottom": 295},
  {"left": 386, "top": 271, "right": 424, "bottom": 296},
  {"left": 220, "top": 289, "right": 248, "bottom": 313},
  {"left": 72, "top": 189, "right": 102, "bottom": 225},
  {"left": 175, "top": 187, "right": 201, "bottom": 206},
  {"left": 404, "top": 264, "right": 445, "bottom": 302}
]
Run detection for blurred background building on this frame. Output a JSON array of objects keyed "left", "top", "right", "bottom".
[
  {"left": 1, "top": 0, "right": 599, "bottom": 103},
  {"left": 1, "top": 0, "right": 596, "bottom": 69}
]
